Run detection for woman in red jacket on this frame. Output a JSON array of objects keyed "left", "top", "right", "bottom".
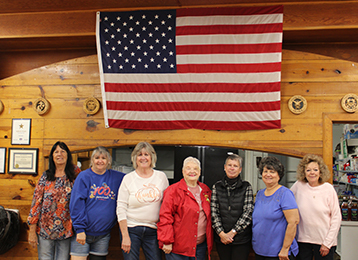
[{"left": 157, "top": 156, "right": 213, "bottom": 260}]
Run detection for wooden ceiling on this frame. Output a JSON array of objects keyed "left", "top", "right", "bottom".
[{"left": 1, "top": 0, "right": 358, "bottom": 53}]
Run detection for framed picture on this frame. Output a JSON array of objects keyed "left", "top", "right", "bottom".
[
  {"left": 11, "top": 118, "right": 31, "bottom": 145},
  {"left": 8, "top": 148, "right": 38, "bottom": 175},
  {"left": 0, "top": 148, "right": 6, "bottom": 174}
]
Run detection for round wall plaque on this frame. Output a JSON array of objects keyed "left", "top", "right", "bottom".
[
  {"left": 83, "top": 97, "right": 100, "bottom": 115},
  {"left": 288, "top": 95, "right": 307, "bottom": 114},
  {"left": 341, "top": 94, "right": 358, "bottom": 113},
  {"left": 33, "top": 98, "right": 50, "bottom": 115}
]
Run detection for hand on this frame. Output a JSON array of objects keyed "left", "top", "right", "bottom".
[
  {"left": 76, "top": 232, "right": 86, "bottom": 245},
  {"left": 219, "top": 231, "right": 234, "bottom": 245},
  {"left": 28, "top": 230, "right": 38, "bottom": 249},
  {"left": 320, "top": 245, "right": 330, "bottom": 257},
  {"left": 121, "top": 235, "right": 131, "bottom": 254},
  {"left": 278, "top": 247, "right": 289, "bottom": 260},
  {"left": 162, "top": 244, "right": 172, "bottom": 254}
]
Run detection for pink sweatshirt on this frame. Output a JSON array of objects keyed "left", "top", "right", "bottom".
[{"left": 291, "top": 181, "right": 341, "bottom": 248}]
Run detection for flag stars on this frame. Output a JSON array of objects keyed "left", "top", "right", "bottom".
[
  {"left": 125, "top": 58, "right": 129, "bottom": 63},
  {"left": 104, "top": 17, "right": 109, "bottom": 21},
  {"left": 136, "top": 21, "right": 140, "bottom": 25},
  {"left": 131, "top": 52, "right": 135, "bottom": 56},
  {"left": 155, "top": 39, "right": 160, "bottom": 43},
  {"left": 142, "top": 15, "right": 146, "bottom": 19},
  {"left": 168, "top": 26, "right": 172, "bottom": 31},
  {"left": 144, "top": 64, "right": 149, "bottom": 68},
  {"left": 117, "top": 40, "right": 122, "bottom": 45},
  {"left": 129, "top": 27, "right": 134, "bottom": 32},
  {"left": 169, "top": 51, "right": 174, "bottom": 56},
  {"left": 113, "top": 59, "right": 117, "bottom": 63},
  {"left": 148, "top": 21, "right": 153, "bottom": 25},
  {"left": 161, "top": 33, "right": 166, "bottom": 37},
  {"left": 111, "top": 34, "right": 115, "bottom": 39},
  {"left": 106, "top": 53, "right": 110, "bottom": 57},
  {"left": 119, "top": 65, "right": 123, "bottom": 69},
  {"left": 150, "top": 58, "right": 155, "bottom": 62},
  {"left": 110, "top": 22, "right": 115, "bottom": 27},
  {"left": 136, "top": 45, "right": 141, "bottom": 50},
  {"left": 136, "top": 33, "right": 140, "bottom": 37},
  {"left": 116, "top": 17, "right": 121, "bottom": 21},
  {"left": 149, "top": 45, "right": 154, "bottom": 50},
  {"left": 156, "top": 51, "right": 160, "bottom": 56},
  {"left": 130, "top": 39, "right": 134, "bottom": 44},
  {"left": 104, "top": 28, "right": 109, "bottom": 33},
  {"left": 143, "top": 52, "right": 148, "bottom": 56},
  {"left": 155, "top": 15, "right": 159, "bottom": 19},
  {"left": 129, "top": 16, "right": 134, "bottom": 20},
  {"left": 123, "top": 34, "right": 128, "bottom": 38},
  {"left": 123, "top": 22, "right": 127, "bottom": 26},
  {"left": 168, "top": 14, "right": 172, "bottom": 19},
  {"left": 170, "top": 64, "right": 175, "bottom": 68},
  {"left": 149, "top": 33, "right": 153, "bottom": 37},
  {"left": 111, "top": 47, "right": 116, "bottom": 51},
  {"left": 132, "top": 64, "right": 136, "bottom": 69},
  {"left": 168, "top": 39, "right": 173, "bottom": 43},
  {"left": 163, "top": 58, "right": 167, "bottom": 62},
  {"left": 162, "top": 45, "right": 167, "bottom": 50},
  {"left": 142, "top": 39, "right": 147, "bottom": 44},
  {"left": 138, "top": 58, "right": 142, "bottom": 62},
  {"left": 107, "top": 65, "right": 111, "bottom": 69},
  {"left": 118, "top": 53, "right": 123, "bottom": 57},
  {"left": 157, "top": 64, "right": 161, "bottom": 68},
  {"left": 117, "top": 28, "right": 121, "bottom": 32},
  {"left": 142, "top": 27, "right": 147, "bottom": 31},
  {"left": 154, "top": 27, "right": 159, "bottom": 31},
  {"left": 105, "top": 40, "right": 109, "bottom": 45},
  {"left": 124, "top": 46, "right": 129, "bottom": 51},
  {"left": 161, "top": 20, "right": 165, "bottom": 25}
]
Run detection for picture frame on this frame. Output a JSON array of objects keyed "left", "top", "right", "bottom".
[
  {"left": 0, "top": 147, "right": 6, "bottom": 174},
  {"left": 8, "top": 148, "right": 38, "bottom": 175},
  {"left": 11, "top": 118, "right": 31, "bottom": 145}
]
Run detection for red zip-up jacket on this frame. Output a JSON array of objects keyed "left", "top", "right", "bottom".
[{"left": 157, "top": 178, "right": 213, "bottom": 259}]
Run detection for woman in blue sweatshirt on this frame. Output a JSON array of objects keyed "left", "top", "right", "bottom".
[{"left": 70, "top": 147, "right": 125, "bottom": 260}]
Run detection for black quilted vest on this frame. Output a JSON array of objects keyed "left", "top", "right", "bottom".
[{"left": 213, "top": 177, "right": 252, "bottom": 245}]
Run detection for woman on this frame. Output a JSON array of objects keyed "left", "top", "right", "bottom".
[
  {"left": 70, "top": 146, "right": 125, "bottom": 260},
  {"left": 211, "top": 154, "right": 254, "bottom": 260},
  {"left": 117, "top": 142, "right": 169, "bottom": 260},
  {"left": 157, "top": 156, "right": 213, "bottom": 260},
  {"left": 291, "top": 154, "right": 341, "bottom": 260},
  {"left": 252, "top": 156, "right": 299, "bottom": 260},
  {"left": 28, "top": 141, "right": 79, "bottom": 260}
]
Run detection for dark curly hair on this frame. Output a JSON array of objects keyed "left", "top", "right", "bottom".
[{"left": 258, "top": 156, "right": 285, "bottom": 182}]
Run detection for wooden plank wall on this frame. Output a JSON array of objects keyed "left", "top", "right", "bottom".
[{"left": 0, "top": 46, "right": 358, "bottom": 259}]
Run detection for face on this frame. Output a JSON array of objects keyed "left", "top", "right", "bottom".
[
  {"left": 53, "top": 146, "right": 68, "bottom": 166},
  {"left": 92, "top": 152, "right": 109, "bottom": 173},
  {"left": 261, "top": 166, "right": 280, "bottom": 186},
  {"left": 136, "top": 148, "right": 152, "bottom": 169},
  {"left": 224, "top": 159, "right": 242, "bottom": 179},
  {"left": 305, "top": 162, "right": 320, "bottom": 186},
  {"left": 183, "top": 161, "right": 201, "bottom": 184}
]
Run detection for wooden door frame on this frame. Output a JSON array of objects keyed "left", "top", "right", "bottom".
[{"left": 323, "top": 113, "right": 358, "bottom": 183}]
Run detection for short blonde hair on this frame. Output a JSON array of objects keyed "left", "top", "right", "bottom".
[
  {"left": 131, "top": 142, "right": 157, "bottom": 169},
  {"left": 296, "top": 154, "right": 330, "bottom": 183}
]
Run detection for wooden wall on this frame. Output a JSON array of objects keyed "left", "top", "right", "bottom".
[{"left": 1, "top": 44, "right": 358, "bottom": 258}]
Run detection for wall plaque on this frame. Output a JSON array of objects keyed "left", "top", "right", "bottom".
[
  {"left": 341, "top": 93, "right": 358, "bottom": 113},
  {"left": 288, "top": 95, "right": 307, "bottom": 114}
]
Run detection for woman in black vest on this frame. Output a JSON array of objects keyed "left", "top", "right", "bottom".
[{"left": 211, "top": 154, "right": 254, "bottom": 260}]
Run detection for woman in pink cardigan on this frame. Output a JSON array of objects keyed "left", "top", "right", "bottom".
[{"left": 291, "top": 154, "right": 341, "bottom": 260}]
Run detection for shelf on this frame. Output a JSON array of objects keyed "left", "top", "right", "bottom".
[
  {"left": 337, "top": 181, "right": 358, "bottom": 186},
  {"left": 338, "top": 170, "right": 358, "bottom": 173}
]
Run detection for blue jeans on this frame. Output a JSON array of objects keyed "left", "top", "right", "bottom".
[
  {"left": 120, "top": 226, "right": 161, "bottom": 260},
  {"left": 165, "top": 241, "right": 207, "bottom": 260},
  {"left": 70, "top": 233, "right": 111, "bottom": 256},
  {"left": 37, "top": 235, "right": 71, "bottom": 260}
]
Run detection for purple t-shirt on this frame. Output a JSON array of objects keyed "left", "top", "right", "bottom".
[{"left": 252, "top": 186, "right": 298, "bottom": 257}]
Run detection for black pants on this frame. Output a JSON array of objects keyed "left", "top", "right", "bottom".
[
  {"left": 296, "top": 242, "right": 336, "bottom": 260},
  {"left": 215, "top": 241, "right": 251, "bottom": 260}
]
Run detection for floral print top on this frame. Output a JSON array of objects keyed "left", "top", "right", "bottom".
[{"left": 27, "top": 172, "right": 74, "bottom": 240}]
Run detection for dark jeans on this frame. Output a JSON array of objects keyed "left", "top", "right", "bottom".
[
  {"left": 165, "top": 241, "right": 207, "bottom": 260},
  {"left": 255, "top": 254, "right": 296, "bottom": 260},
  {"left": 120, "top": 226, "right": 161, "bottom": 260},
  {"left": 296, "top": 242, "right": 336, "bottom": 260},
  {"left": 216, "top": 241, "right": 251, "bottom": 260}
]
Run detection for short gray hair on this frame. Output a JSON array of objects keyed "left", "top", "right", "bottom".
[{"left": 182, "top": 156, "right": 201, "bottom": 170}]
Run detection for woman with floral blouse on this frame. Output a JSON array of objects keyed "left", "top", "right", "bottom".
[{"left": 28, "top": 141, "right": 80, "bottom": 260}]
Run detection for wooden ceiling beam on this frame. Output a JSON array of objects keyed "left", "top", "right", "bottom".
[{"left": 1, "top": 1, "right": 358, "bottom": 51}]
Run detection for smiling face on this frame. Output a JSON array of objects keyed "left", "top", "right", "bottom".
[
  {"left": 305, "top": 162, "right": 320, "bottom": 186},
  {"left": 261, "top": 166, "right": 280, "bottom": 187},
  {"left": 91, "top": 152, "right": 109, "bottom": 174},
  {"left": 53, "top": 145, "right": 68, "bottom": 167},
  {"left": 183, "top": 161, "right": 201, "bottom": 186},
  {"left": 136, "top": 148, "right": 152, "bottom": 170},
  {"left": 224, "top": 159, "right": 242, "bottom": 179}
]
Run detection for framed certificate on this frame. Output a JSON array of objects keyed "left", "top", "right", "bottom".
[
  {"left": 0, "top": 148, "right": 6, "bottom": 174},
  {"left": 8, "top": 148, "right": 38, "bottom": 175},
  {"left": 11, "top": 118, "right": 31, "bottom": 145}
]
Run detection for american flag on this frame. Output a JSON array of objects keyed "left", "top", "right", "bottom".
[{"left": 96, "top": 6, "right": 283, "bottom": 130}]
